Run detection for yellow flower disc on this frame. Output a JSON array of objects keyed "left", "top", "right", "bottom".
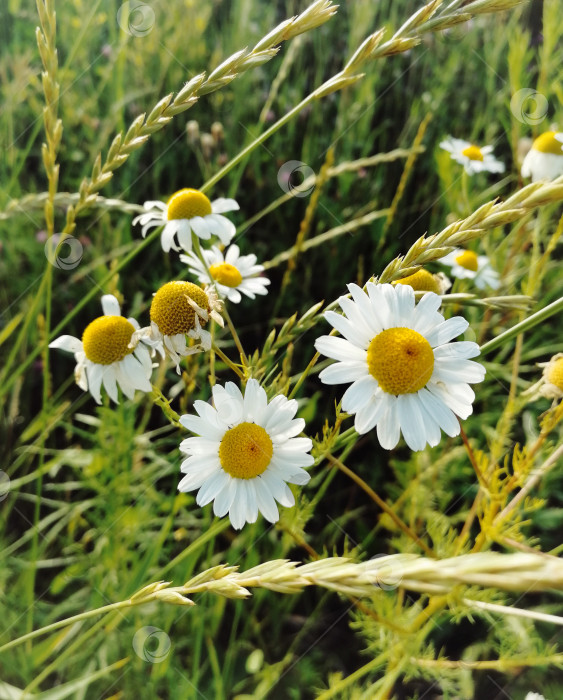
[
  {"left": 532, "top": 131, "right": 563, "bottom": 155},
  {"left": 150, "top": 281, "right": 210, "bottom": 336},
  {"left": 219, "top": 422, "right": 273, "bottom": 479},
  {"left": 167, "top": 188, "right": 212, "bottom": 220},
  {"left": 394, "top": 270, "right": 441, "bottom": 294},
  {"left": 454, "top": 250, "right": 479, "bottom": 272},
  {"left": 209, "top": 262, "right": 243, "bottom": 288},
  {"left": 367, "top": 327, "right": 434, "bottom": 394},
  {"left": 82, "top": 316, "right": 135, "bottom": 365},
  {"left": 546, "top": 357, "right": 563, "bottom": 392},
  {"left": 461, "top": 145, "right": 484, "bottom": 161}
]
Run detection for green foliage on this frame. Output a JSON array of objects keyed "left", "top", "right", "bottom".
[{"left": 1, "top": 1, "right": 563, "bottom": 698}]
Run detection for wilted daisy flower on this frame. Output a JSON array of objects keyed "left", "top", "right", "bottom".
[
  {"left": 393, "top": 269, "right": 451, "bottom": 295},
  {"left": 535, "top": 353, "right": 563, "bottom": 399},
  {"left": 521, "top": 130, "right": 563, "bottom": 182},
  {"left": 315, "top": 283, "right": 485, "bottom": 451},
  {"left": 178, "top": 379, "right": 313, "bottom": 529},
  {"left": 132, "top": 188, "right": 239, "bottom": 253},
  {"left": 134, "top": 281, "right": 223, "bottom": 371},
  {"left": 180, "top": 244, "right": 270, "bottom": 303},
  {"left": 440, "top": 248, "right": 500, "bottom": 290},
  {"left": 49, "top": 295, "right": 156, "bottom": 404},
  {"left": 440, "top": 136, "right": 505, "bottom": 175}
]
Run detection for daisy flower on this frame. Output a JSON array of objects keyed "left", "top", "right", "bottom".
[
  {"left": 49, "top": 295, "right": 156, "bottom": 404},
  {"left": 393, "top": 269, "right": 451, "bottom": 295},
  {"left": 440, "top": 136, "right": 505, "bottom": 175},
  {"left": 531, "top": 353, "right": 563, "bottom": 400},
  {"left": 133, "top": 281, "right": 223, "bottom": 372},
  {"left": 178, "top": 379, "right": 313, "bottom": 529},
  {"left": 180, "top": 244, "right": 270, "bottom": 303},
  {"left": 440, "top": 249, "right": 500, "bottom": 290},
  {"left": 521, "top": 130, "right": 563, "bottom": 182},
  {"left": 315, "top": 283, "right": 485, "bottom": 451},
  {"left": 132, "top": 188, "right": 239, "bottom": 253}
]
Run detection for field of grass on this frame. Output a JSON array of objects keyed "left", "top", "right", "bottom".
[{"left": 1, "top": 0, "right": 563, "bottom": 698}]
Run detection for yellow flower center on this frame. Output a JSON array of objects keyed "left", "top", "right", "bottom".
[
  {"left": 367, "top": 327, "right": 434, "bottom": 394},
  {"left": 82, "top": 316, "right": 135, "bottom": 365},
  {"left": 219, "top": 422, "right": 273, "bottom": 479},
  {"left": 454, "top": 250, "right": 479, "bottom": 272},
  {"left": 150, "top": 281, "right": 210, "bottom": 336},
  {"left": 394, "top": 270, "right": 441, "bottom": 294},
  {"left": 209, "top": 262, "right": 243, "bottom": 288},
  {"left": 167, "top": 188, "right": 212, "bottom": 220},
  {"left": 532, "top": 131, "right": 563, "bottom": 155},
  {"left": 461, "top": 144, "right": 484, "bottom": 161},
  {"left": 546, "top": 357, "right": 563, "bottom": 391}
]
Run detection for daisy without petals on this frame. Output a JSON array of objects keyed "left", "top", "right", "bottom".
[
  {"left": 521, "top": 130, "right": 563, "bottom": 182},
  {"left": 134, "top": 281, "right": 223, "bottom": 372},
  {"left": 440, "top": 136, "right": 505, "bottom": 175},
  {"left": 393, "top": 269, "right": 451, "bottom": 295},
  {"left": 315, "top": 283, "right": 485, "bottom": 451},
  {"left": 49, "top": 295, "right": 155, "bottom": 404},
  {"left": 440, "top": 248, "right": 500, "bottom": 290},
  {"left": 132, "top": 188, "right": 239, "bottom": 253},
  {"left": 180, "top": 244, "right": 270, "bottom": 303},
  {"left": 178, "top": 379, "right": 313, "bottom": 529}
]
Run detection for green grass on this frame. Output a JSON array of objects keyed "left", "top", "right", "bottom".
[{"left": 1, "top": 0, "right": 563, "bottom": 698}]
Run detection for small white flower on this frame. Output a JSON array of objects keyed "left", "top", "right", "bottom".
[
  {"left": 133, "top": 281, "right": 223, "bottom": 373},
  {"left": 440, "top": 248, "right": 500, "bottom": 290},
  {"left": 440, "top": 136, "right": 505, "bottom": 175},
  {"left": 132, "top": 188, "right": 239, "bottom": 253},
  {"left": 524, "top": 693, "right": 546, "bottom": 700},
  {"left": 178, "top": 379, "right": 313, "bottom": 529},
  {"left": 521, "top": 130, "right": 563, "bottom": 182},
  {"left": 180, "top": 244, "right": 270, "bottom": 304},
  {"left": 49, "top": 295, "right": 157, "bottom": 404},
  {"left": 315, "top": 283, "right": 485, "bottom": 451}
]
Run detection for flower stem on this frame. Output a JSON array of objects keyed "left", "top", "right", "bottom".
[
  {"left": 212, "top": 343, "right": 245, "bottom": 380},
  {"left": 479, "top": 296, "right": 563, "bottom": 355},
  {"left": 326, "top": 454, "right": 435, "bottom": 558}
]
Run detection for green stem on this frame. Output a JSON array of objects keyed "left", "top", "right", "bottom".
[
  {"left": 212, "top": 343, "right": 245, "bottom": 380},
  {"left": 200, "top": 93, "right": 316, "bottom": 194},
  {"left": 0, "top": 600, "right": 130, "bottom": 655},
  {"left": 479, "top": 296, "right": 563, "bottom": 356}
]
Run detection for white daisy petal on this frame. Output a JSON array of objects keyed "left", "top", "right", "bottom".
[
  {"left": 49, "top": 335, "right": 83, "bottom": 354},
  {"left": 177, "top": 380, "right": 313, "bottom": 529},
  {"left": 316, "top": 283, "right": 483, "bottom": 451},
  {"left": 211, "top": 197, "right": 240, "bottom": 214},
  {"left": 101, "top": 295, "right": 121, "bottom": 317}
]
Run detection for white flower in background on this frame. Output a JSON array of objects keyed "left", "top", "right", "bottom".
[
  {"left": 524, "top": 693, "right": 546, "bottom": 700},
  {"left": 133, "top": 281, "right": 223, "bottom": 372},
  {"left": 393, "top": 269, "right": 451, "bottom": 295},
  {"left": 180, "top": 244, "right": 270, "bottom": 304},
  {"left": 315, "top": 283, "right": 485, "bottom": 451},
  {"left": 521, "top": 130, "right": 563, "bottom": 182},
  {"left": 440, "top": 136, "right": 505, "bottom": 175},
  {"left": 49, "top": 295, "right": 156, "bottom": 404},
  {"left": 132, "top": 188, "right": 239, "bottom": 253},
  {"left": 440, "top": 248, "right": 500, "bottom": 290},
  {"left": 178, "top": 379, "right": 313, "bottom": 529}
]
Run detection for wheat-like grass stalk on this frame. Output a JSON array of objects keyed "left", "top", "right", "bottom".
[
  {"left": 3, "top": 551, "right": 563, "bottom": 655},
  {"left": 60, "top": 0, "right": 338, "bottom": 237},
  {"left": 377, "top": 175, "right": 563, "bottom": 283}
]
